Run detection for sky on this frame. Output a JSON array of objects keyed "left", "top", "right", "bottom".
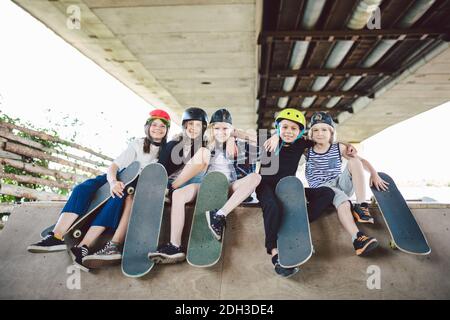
[
  {"left": 1, "top": 1, "right": 449, "bottom": 196},
  {"left": 0, "top": 1, "right": 180, "bottom": 159}
]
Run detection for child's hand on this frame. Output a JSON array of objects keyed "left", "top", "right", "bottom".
[
  {"left": 345, "top": 144, "right": 358, "bottom": 158},
  {"left": 370, "top": 174, "right": 390, "bottom": 191},
  {"left": 264, "top": 135, "right": 279, "bottom": 152},
  {"left": 110, "top": 180, "right": 125, "bottom": 198},
  {"left": 226, "top": 137, "right": 237, "bottom": 158}
]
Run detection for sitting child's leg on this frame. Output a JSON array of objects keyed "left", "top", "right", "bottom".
[
  {"left": 148, "top": 184, "right": 199, "bottom": 264},
  {"left": 170, "top": 184, "right": 199, "bottom": 247},
  {"left": 82, "top": 195, "right": 134, "bottom": 269},
  {"left": 340, "top": 158, "right": 374, "bottom": 223},
  {"left": 334, "top": 196, "right": 378, "bottom": 256},
  {"left": 206, "top": 173, "right": 261, "bottom": 241},
  {"left": 172, "top": 147, "right": 210, "bottom": 189}
]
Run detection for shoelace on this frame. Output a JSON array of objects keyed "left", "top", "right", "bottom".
[
  {"left": 357, "top": 235, "right": 369, "bottom": 242},
  {"left": 95, "top": 242, "right": 114, "bottom": 255},
  {"left": 42, "top": 234, "right": 53, "bottom": 241},
  {"left": 362, "top": 208, "right": 372, "bottom": 217},
  {"left": 81, "top": 246, "right": 89, "bottom": 257}
]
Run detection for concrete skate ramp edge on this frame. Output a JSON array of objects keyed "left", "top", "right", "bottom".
[{"left": 0, "top": 202, "right": 449, "bottom": 299}]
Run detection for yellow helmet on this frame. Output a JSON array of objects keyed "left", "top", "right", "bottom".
[{"left": 275, "top": 108, "right": 306, "bottom": 130}]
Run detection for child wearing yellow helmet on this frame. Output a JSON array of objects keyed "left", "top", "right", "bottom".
[{"left": 256, "top": 109, "right": 335, "bottom": 277}]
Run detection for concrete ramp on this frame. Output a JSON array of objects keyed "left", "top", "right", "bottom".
[{"left": 0, "top": 202, "right": 449, "bottom": 299}]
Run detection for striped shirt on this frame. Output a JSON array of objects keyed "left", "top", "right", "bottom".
[{"left": 305, "top": 143, "right": 342, "bottom": 188}]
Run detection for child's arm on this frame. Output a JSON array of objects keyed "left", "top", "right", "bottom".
[
  {"left": 226, "top": 136, "right": 238, "bottom": 158},
  {"left": 339, "top": 144, "right": 389, "bottom": 191},
  {"left": 338, "top": 141, "right": 357, "bottom": 158},
  {"left": 359, "top": 157, "right": 389, "bottom": 191},
  {"left": 263, "top": 133, "right": 279, "bottom": 153},
  {"left": 232, "top": 128, "right": 257, "bottom": 145}
]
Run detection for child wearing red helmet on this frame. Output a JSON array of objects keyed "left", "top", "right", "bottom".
[{"left": 28, "top": 109, "right": 172, "bottom": 271}]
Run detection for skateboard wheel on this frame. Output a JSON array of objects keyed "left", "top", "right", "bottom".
[
  {"left": 73, "top": 230, "right": 82, "bottom": 239},
  {"left": 127, "top": 186, "right": 135, "bottom": 195},
  {"left": 389, "top": 240, "right": 397, "bottom": 250}
]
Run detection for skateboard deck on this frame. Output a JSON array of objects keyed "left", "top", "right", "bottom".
[
  {"left": 187, "top": 171, "right": 229, "bottom": 267},
  {"left": 276, "top": 176, "right": 313, "bottom": 268},
  {"left": 40, "top": 161, "right": 140, "bottom": 246},
  {"left": 122, "top": 163, "right": 167, "bottom": 278},
  {"left": 371, "top": 172, "right": 431, "bottom": 255}
]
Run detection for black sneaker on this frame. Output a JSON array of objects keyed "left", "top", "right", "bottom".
[
  {"left": 69, "top": 245, "right": 90, "bottom": 272},
  {"left": 272, "top": 254, "right": 299, "bottom": 278},
  {"left": 352, "top": 202, "right": 374, "bottom": 224},
  {"left": 27, "top": 232, "right": 67, "bottom": 253},
  {"left": 353, "top": 231, "right": 379, "bottom": 256},
  {"left": 148, "top": 242, "right": 185, "bottom": 264},
  {"left": 206, "top": 209, "right": 226, "bottom": 241},
  {"left": 82, "top": 241, "right": 122, "bottom": 269}
]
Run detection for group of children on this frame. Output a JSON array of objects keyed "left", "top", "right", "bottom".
[{"left": 28, "top": 107, "right": 388, "bottom": 277}]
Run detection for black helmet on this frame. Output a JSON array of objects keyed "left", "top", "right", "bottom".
[
  {"left": 182, "top": 107, "right": 208, "bottom": 125},
  {"left": 309, "top": 112, "right": 335, "bottom": 129},
  {"left": 210, "top": 108, "right": 232, "bottom": 125}
]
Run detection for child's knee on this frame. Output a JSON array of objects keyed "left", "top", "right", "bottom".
[
  {"left": 172, "top": 188, "right": 187, "bottom": 204},
  {"left": 249, "top": 173, "right": 262, "bottom": 186},
  {"left": 338, "top": 200, "right": 351, "bottom": 211}
]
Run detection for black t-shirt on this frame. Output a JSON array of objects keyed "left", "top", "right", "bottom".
[
  {"left": 259, "top": 136, "right": 314, "bottom": 186},
  {"left": 158, "top": 138, "right": 205, "bottom": 177}
]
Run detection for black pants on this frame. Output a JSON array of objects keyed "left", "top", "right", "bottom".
[{"left": 256, "top": 179, "right": 334, "bottom": 254}]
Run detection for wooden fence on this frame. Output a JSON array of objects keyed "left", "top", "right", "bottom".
[{"left": 0, "top": 120, "right": 113, "bottom": 202}]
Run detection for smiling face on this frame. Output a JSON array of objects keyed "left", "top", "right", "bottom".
[
  {"left": 184, "top": 120, "right": 203, "bottom": 140},
  {"left": 278, "top": 119, "right": 301, "bottom": 143},
  {"left": 147, "top": 119, "right": 168, "bottom": 142},
  {"left": 212, "top": 122, "right": 233, "bottom": 143},
  {"left": 310, "top": 123, "right": 333, "bottom": 144}
]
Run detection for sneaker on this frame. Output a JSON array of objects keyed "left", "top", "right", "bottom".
[
  {"left": 352, "top": 202, "right": 374, "bottom": 224},
  {"left": 148, "top": 242, "right": 185, "bottom": 264},
  {"left": 27, "top": 232, "right": 67, "bottom": 253},
  {"left": 272, "top": 254, "right": 299, "bottom": 278},
  {"left": 69, "top": 245, "right": 90, "bottom": 272},
  {"left": 82, "top": 241, "right": 122, "bottom": 269},
  {"left": 206, "top": 209, "right": 226, "bottom": 241},
  {"left": 353, "top": 231, "right": 379, "bottom": 256}
]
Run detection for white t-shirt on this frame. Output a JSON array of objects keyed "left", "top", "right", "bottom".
[
  {"left": 113, "top": 138, "right": 159, "bottom": 172},
  {"left": 207, "top": 147, "right": 237, "bottom": 182}
]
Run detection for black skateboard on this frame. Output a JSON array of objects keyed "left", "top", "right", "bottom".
[{"left": 40, "top": 161, "right": 140, "bottom": 247}]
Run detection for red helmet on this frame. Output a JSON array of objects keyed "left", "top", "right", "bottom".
[{"left": 147, "top": 109, "right": 171, "bottom": 127}]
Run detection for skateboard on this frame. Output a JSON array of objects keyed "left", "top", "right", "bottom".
[
  {"left": 371, "top": 172, "right": 431, "bottom": 255},
  {"left": 122, "top": 163, "right": 167, "bottom": 278},
  {"left": 186, "top": 171, "right": 229, "bottom": 267},
  {"left": 275, "top": 176, "right": 313, "bottom": 268},
  {"left": 40, "top": 161, "right": 140, "bottom": 246}
]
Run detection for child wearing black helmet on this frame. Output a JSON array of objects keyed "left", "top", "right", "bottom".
[
  {"left": 305, "top": 112, "right": 388, "bottom": 256},
  {"left": 148, "top": 107, "right": 211, "bottom": 263},
  {"left": 202, "top": 108, "right": 261, "bottom": 242}
]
